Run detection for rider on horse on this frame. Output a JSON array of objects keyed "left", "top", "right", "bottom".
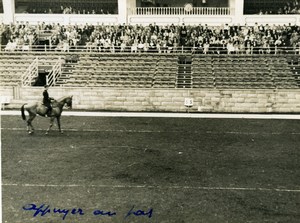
[{"left": 43, "top": 85, "right": 53, "bottom": 117}]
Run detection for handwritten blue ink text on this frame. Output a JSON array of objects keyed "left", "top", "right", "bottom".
[
  {"left": 23, "top": 203, "right": 153, "bottom": 220},
  {"left": 125, "top": 205, "right": 153, "bottom": 219},
  {"left": 22, "top": 203, "right": 84, "bottom": 220}
]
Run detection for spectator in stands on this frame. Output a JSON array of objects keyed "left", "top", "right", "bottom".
[
  {"left": 227, "top": 40, "right": 234, "bottom": 54},
  {"left": 179, "top": 23, "right": 188, "bottom": 46},
  {"left": 256, "top": 0, "right": 300, "bottom": 14},
  {"left": 244, "top": 36, "right": 252, "bottom": 54},
  {"left": 274, "top": 37, "right": 282, "bottom": 54},
  {"left": 143, "top": 40, "right": 150, "bottom": 52},
  {"left": 149, "top": 40, "right": 156, "bottom": 52},
  {"left": 68, "top": 39, "right": 76, "bottom": 52},
  {"left": 3, "top": 22, "right": 300, "bottom": 55},
  {"left": 4, "top": 40, "right": 15, "bottom": 51},
  {"left": 203, "top": 41, "right": 210, "bottom": 54},
  {"left": 156, "top": 40, "right": 161, "bottom": 53},
  {"left": 55, "top": 40, "right": 64, "bottom": 51},
  {"left": 137, "top": 40, "right": 144, "bottom": 53},
  {"left": 130, "top": 39, "right": 137, "bottom": 53},
  {"left": 161, "top": 37, "right": 168, "bottom": 53},
  {"left": 120, "top": 40, "right": 126, "bottom": 52},
  {"left": 103, "top": 37, "right": 111, "bottom": 52},
  {"left": 294, "top": 40, "right": 300, "bottom": 54}
]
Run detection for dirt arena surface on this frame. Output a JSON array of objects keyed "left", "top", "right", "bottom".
[{"left": 1, "top": 113, "right": 300, "bottom": 223}]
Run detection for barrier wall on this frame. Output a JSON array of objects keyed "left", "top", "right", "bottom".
[
  {"left": 3, "top": 87, "right": 300, "bottom": 113},
  {"left": 11, "top": 13, "right": 300, "bottom": 25},
  {"left": 14, "top": 14, "right": 120, "bottom": 25},
  {"left": 128, "top": 14, "right": 300, "bottom": 25},
  {"left": 128, "top": 15, "right": 234, "bottom": 25}
]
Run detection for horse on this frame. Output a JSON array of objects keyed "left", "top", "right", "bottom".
[{"left": 21, "top": 95, "right": 73, "bottom": 134}]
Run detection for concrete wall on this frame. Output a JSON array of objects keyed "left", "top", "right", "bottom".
[
  {"left": 3, "top": 86, "right": 300, "bottom": 113},
  {"left": 11, "top": 11, "right": 300, "bottom": 26},
  {"left": 14, "top": 13, "right": 120, "bottom": 25}
]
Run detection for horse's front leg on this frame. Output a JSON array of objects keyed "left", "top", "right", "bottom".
[
  {"left": 45, "top": 117, "right": 55, "bottom": 135},
  {"left": 56, "top": 116, "right": 63, "bottom": 134}
]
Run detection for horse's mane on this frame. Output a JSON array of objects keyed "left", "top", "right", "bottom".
[{"left": 57, "top": 95, "right": 72, "bottom": 102}]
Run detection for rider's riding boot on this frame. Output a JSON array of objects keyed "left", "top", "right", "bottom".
[
  {"left": 46, "top": 108, "right": 52, "bottom": 117},
  {"left": 47, "top": 110, "right": 52, "bottom": 117}
]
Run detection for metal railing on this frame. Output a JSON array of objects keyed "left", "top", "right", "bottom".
[
  {"left": 47, "top": 57, "right": 62, "bottom": 87},
  {"left": 130, "top": 7, "right": 231, "bottom": 15},
  {"left": 22, "top": 57, "right": 38, "bottom": 86},
  {"left": 2, "top": 44, "right": 300, "bottom": 55}
]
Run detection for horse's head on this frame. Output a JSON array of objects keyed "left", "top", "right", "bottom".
[{"left": 64, "top": 96, "right": 73, "bottom": 109}]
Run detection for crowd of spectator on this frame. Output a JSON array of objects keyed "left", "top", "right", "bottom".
[
  {"left": 18, "top": 1, "right": 117, "bottom": 15},
  {"left": 1, "top": 22, "right": 300, "bottom": 54},
  {"left": 26, "top": 5, "right": 114, "bottom": 15},
  {"left": 1, "top": 22, "right": 38, "bottom": 51},
  {"left": 258, "top": 0, "right": 300, "bottom": 15}
]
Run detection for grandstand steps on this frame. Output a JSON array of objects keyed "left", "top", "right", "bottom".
[
  {"left": 176, "top": 56, "right": 192, "bottom": 88},
  {"left": 289, "top": 65, "right": 300, "bottom": 87},
  {"left": 55, "top": 62, "right": 78, "bottom": 86}
]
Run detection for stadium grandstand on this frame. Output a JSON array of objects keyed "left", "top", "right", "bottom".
[
  {"left": 1, "top": 0, "right": 300, "bottom": 113},
  {"left": 2, "top": 2, "right": 300, "bottom": 223}
]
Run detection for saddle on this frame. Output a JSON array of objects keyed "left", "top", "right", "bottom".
[{"left": 42, "top": 98, "right": 56, "bottom": 109}]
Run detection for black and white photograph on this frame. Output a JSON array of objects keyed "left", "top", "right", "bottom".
[{"left": 0, "top": 0, "right": 300, "bottom": 222}]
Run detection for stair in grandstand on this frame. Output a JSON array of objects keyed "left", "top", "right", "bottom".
[
  {"left": 55, "top": 55, "right": 79, "bottom": 86},
  {"left": 287, "top": 55, "right": 300, "bottom": 87},
  {"left": 176, "top": 56, "right": 192, "bottom": 88}
]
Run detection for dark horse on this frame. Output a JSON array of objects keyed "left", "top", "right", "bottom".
[{"left": 21, "top": 95, "right": 73, "bottom": 134}]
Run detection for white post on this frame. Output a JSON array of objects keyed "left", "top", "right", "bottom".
[
  {"left": 230, "top": 0, "right": 244, "bottom": 25},
  {"left": 3, "top": 0, "right": 15, "bottom": 24},
  {"left": 118, "top": 0, "right": 127, "bottom": 23},
  {"left": 119, "top": 0, "right": 136, "bottom": 24}
]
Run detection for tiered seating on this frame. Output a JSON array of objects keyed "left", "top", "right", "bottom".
[
  {"left": 1, "top": 52, "right": 299, "bottom": 90},
  {"left": 66, "top": 54, "right": 157, "bottom": 88},
  {"left": 192, "top": 55, "right": 299, "bottom": 89},
  {"left": 212, "top": 56, "right": 275, "bottom": 89},
  {"left": 0, "top": 53, "right": 65, "bottom": 86},
  {"left": 153, "top": 55, "right": 177, "bottom": 88},
  {"left": 287, "top": 56, "right": 300, "bottom": 86},
  {"left": 0, "top": 55, "right": 34, "bottom": 86},
  {"left": 192, "top": 56, "right": 214, "bottom": 88},
  {"left": 267, "top": 57, "right": 298, "bottom": 89}
]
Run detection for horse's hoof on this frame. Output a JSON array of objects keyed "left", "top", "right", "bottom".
[
  {"left": 45, "top": 132, "right": 49, "bottom": 135},
  {"left": 60, "top": 131, "right": 64, "bottom": 134},
  {"left": 28, "top": 131, "right": 33, "bottom": 135}
]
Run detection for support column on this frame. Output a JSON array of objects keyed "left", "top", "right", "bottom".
[
  {"left": 230, "top": 0, "right": 244, "bottom": 25},
  {"left": 118, "top": 0, "right": 137, "bottom": 24},
  {"left": 3, "top": 0, "right": 15, "bottom": 24},
  {"left": 118, "top": 0, "right": 127, "bottom": 24}
]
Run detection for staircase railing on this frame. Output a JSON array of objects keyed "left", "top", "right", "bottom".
[
  {"left": 47, "top": 57, "right": 62, "bottom": 87},
  {"left": 22, "top": 57, "right": 38, "bottom": 86}
]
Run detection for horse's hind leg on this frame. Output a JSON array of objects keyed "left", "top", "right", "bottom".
[
  {"left": 26, "top": 121, "right": 31, "bottom": 133},
  {"left": 27, "top": 113, "right": 36, "bottom": 134},
  {"left": 46, "top": 117, "right": 55, "bottom": 135}
]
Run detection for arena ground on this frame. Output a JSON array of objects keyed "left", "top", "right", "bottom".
[{"left": 1, "top": 111, "right": 300, "bottom": 223}]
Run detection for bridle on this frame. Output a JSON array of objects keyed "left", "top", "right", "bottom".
[{"left": 65, "top": 97, "right": 72, "bottom": 109}]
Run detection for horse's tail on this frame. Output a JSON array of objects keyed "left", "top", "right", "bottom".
[{"left": 21, "top": 104, "right": 27, "bottom": 120}]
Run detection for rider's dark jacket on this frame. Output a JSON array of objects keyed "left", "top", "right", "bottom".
[{"left": 43, "top": 90, "right": 51, "bottom": 107}]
